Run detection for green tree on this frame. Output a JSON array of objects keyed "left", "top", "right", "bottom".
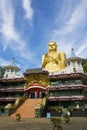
[
  {"left": 82, "top": 59, "right": 87, "bottom": 85},
  {"left": 82, "top": 59, "right": 87, "bottom": 74},
  {"left": 0, "top": 67, "right": 4, "bottom": 78}
]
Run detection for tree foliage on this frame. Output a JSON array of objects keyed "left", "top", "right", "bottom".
[
  {"left": 0, "top": 67, "right": 4, "bottom": 78},
  {"left": 82, "top": 59, "right": 87, "bottom": 74}
]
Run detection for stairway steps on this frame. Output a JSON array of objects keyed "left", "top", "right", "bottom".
[{"left": 10, "top": 99, "right": 42, "bottom": 118}]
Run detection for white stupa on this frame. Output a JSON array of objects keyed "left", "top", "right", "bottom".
[
  {"left": 3, "top": 58, "right": 23, "bottom": 79},
  {"left": 65, "top": 48, "right": 84, "bottom": 73}
]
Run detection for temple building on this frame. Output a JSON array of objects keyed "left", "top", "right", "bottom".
[
  {"left": 47, "top": 49, "right": 86, "bottom": 108},
  {"left": 21, "top": 41, "right": 87, "bottom": 117},
  {"left": 0, "top": 58, "right": 25, "bottom": 115},
  {"left": 0, "top": 41, "right": 87, "bottom": 117}
]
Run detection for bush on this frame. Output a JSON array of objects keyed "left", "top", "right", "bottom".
[
  {"left": 15, "top": 113, "right": 21, "bottom": 121},
  {"left": 51, "top": 117, "right": 62, "bottom": 124},
  {"left": 51, "top": 117, "right": 63, "bottom": 130},
  {"left": 63, "top": 113, "right": 70, "bottom": 123}
]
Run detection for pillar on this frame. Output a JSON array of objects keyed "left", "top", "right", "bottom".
[
  {"left": 26, "top": 91, "right": 29, "bottom": 98},
  {"left": 36, "top": 90, "right": 39, "bottom": 98}
]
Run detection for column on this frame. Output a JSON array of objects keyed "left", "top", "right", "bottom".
[
  {"left": 26, "top": 90, "right": 29, "bottom": 98},
  {"left": 36, "top": 91, "right": 39, "bottom": 98}
]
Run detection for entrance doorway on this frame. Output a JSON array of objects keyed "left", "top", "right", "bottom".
[
  {"left": 29, "top": 92, "right": 36, "bottom": 98},
  {"left": 26, "top": 84, "right": 46, "bottom": 99}
]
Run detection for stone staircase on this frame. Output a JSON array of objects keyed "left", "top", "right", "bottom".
[{"left": 10, "top": 99, "right": 42, "bottom": 118}]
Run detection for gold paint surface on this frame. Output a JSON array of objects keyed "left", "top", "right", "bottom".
[{"left": 42, "top": 41, "right": 66, "bottom": 72}]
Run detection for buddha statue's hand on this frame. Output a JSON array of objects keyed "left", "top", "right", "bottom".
[
  {"left": 53, "top": 58, "right": 59, "bottom": 64},
  {"left": 45, "top": 57, "right": 54, "bottom": 63}
]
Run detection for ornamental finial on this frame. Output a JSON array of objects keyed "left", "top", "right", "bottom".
[
  {"left": 11, "top": 57, "right": 15, "bottom": 65},
  {"left": 71, "top": 48, "right": 76, "bottom": 57}
]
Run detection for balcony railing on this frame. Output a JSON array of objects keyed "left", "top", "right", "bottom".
[
  {"left": 0, "top": 85, "right": 24, "bottom": 88},
  {"left": 0, "top": 97, "right": 17, "bottom": 101},
  {"left": 47, "top": 85, "right": 87, "bottom": 90},
  {"left": 0, "top": 88, "right": 24, "bottom": 92},
  {"left": 48, "top": 95, "right": 86, "bottom": 101}
]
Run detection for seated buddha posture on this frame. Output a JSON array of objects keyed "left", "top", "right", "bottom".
[{"left": 42, "top": 41, "right": 66, "bottom": 72}]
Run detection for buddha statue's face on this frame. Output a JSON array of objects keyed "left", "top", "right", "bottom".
[{"left": 48, "top": 42, "right": 57, "bottom": 51}]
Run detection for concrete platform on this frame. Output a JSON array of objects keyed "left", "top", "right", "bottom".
[{"left": 0, "top": 116, "right": 87, "bottom": 130}]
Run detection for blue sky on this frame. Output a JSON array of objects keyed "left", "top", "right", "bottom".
[{"left": 0, "top": 0, "right": 87, "bottom": 73}]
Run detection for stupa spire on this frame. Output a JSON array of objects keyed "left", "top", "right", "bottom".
[
  {"left": 71, "top": 48, "right": 76, "bottom": 57},
  {"left": 11, "top": 57, "right": 15, "bottom": 66}
]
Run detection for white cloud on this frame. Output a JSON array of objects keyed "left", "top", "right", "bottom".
[
  {"left": 0, "top": 0, "right": 37, "bottom": 68},
  {"left": 22, "top": 0, "right": 33, "bottom": 21},
  {"left": 65, "top": 0, "right": 87, "bottom": 34},
  {"left": 52, "top": 0, "right": 87, "bottom": 59},
  {"left": 0, "top": 57, "right": 10, "bottom": 66},
  {"left": 76, "top": 38, "right": 87, "bottom": 56},
  {"left": 54, "top": 0, "right": 87, "bottom": 35},
  {"left": 0, "top": 0, "right": 24, "bottom": 50},
  {"left": 0, "top": 0, "right": 31, "bottom": 55},
  {"left": 55, "top": 39, "right": 73, "bottom": 58}
]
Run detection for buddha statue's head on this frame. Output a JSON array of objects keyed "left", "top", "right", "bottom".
[{"left": 48, "top": 41, "right": 57, "bottom": 52}]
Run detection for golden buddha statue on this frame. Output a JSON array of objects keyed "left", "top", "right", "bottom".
[{"left": 42, "top": 41, "right": 66, "bottom": 72}]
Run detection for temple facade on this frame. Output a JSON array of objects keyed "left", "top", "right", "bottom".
[
  {"left": 23, "top": 45, "right": 87, "bottom": 117},
  {"left": 0, "top": 42, "right": 87, "bottom": 117}
]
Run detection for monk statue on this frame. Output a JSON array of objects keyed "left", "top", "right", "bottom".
[{"left": 42, "top": 41, "right": 66, "bottom": 72}]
